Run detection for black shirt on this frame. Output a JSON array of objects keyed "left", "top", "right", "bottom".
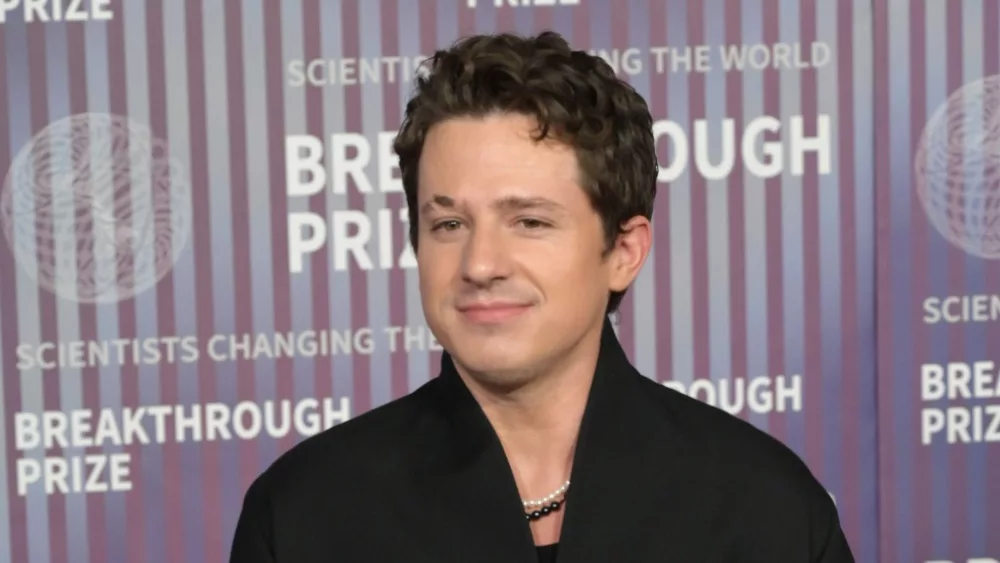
[{"left": 536, "top": 544, "right": 558, "bottom": 563}]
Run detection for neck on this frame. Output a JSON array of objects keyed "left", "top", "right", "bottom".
[
  {"left": 456, "top": 330, "right": 602, "bottom": 500},
  {"left": 481, "top": 371, "right": 589, "bottom": 489}
]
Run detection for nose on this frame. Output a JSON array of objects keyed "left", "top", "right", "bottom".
[{"left": 460, "top": 224, "right": 511, "bottom": 287}]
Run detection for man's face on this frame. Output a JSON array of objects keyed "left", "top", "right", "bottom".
[{"left": 415, "top": 113, "right": 633, "bottom": 387}]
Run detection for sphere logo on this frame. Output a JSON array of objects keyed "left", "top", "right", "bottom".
[
  {"left": 0, "top": 113, "right": 191, "bottom": 304},
  {"left": 914, "top": 74, "right": 1000, "bottom": 260}
]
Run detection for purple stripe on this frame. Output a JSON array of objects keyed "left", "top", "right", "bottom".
[
  {"left": 381, "top": 0, "right": 409, "bottom": 402},
  {"left": 498, "top": 0, "right": 516, "bottom": 32},
  {"left": 512, "top": 0, "right": 533, "bottom": 34},
  {"left": 924, "top": 3, "right": 949, "bottom": 551},
  {"left": 570, "top": 0, "right": 588, "bottom": 58},
  {"left": 301, "top": 0, "right": 334, "bottom": 416},
  {"left": 342, "top": 0, "right": 373, "bottom": 414},
  {"left": 888, "top": 0, "right": 917, "bottom": 554},
  {"left": 835, "top": 0, "right": 862, "bottom": 549},
  {"left": 65, "top": 21, "right": 110, "bottom": 563},
  {"left": 420, "top": 6, "right": 438, "bottom": 89},
  {"left": 777, "top": 0, "right": 804, "bottom": 459},
  {"left": 105, "top": 4, "right": 143, "bottom": 559},
  {"left": 957, "top": 3, "right": 990, "bottom": 543},
  {"left": 221, "top": 0, "right": 258, "bottom": 491},
  {"left": 724, "top": 1, "right": 746, "bottom": 415},
  {"left": 650, "top": 0, "right": 671, "bottom": 382},
  {"left": 458, "top": 0, "right": 474, "bottom": 39},
  {"left": 153, "top": 0, "right": 202, "bottom": 547},
  {"left": 426, "top": 0, "right": 446, "bottom": 374},
  {"left": 262, "top": 0, "right": 295, "bottom": 455},
  {"left": 960, "top": 1, "right": 990, "bottom": 546},
  {"left": 607, "top": 0, "right": 636, "bottom": 359},
  {"left": 145, "top": 0, "right": 184, "bottom": 560},
  {"left": 533, "top": 3, "right": 554, "bottom": 31},
  {"left": 686, "top": 0, "right": 709, "bottom": 391},
  {"left": 475, "top": 0, "right": 495, "bottom": 33},
  {"left": 252, "top": 1, "right": 278, "bottom": 463},
  {"left": 944, "top": 2, "right": 966, "bottom": 554},
  {"left": 908, "top": 1, "right": 931, "bottom": 556},
  {"left": 183, "top": 1, "right": 224, "bottom": 561},
  {"left": 762, "top": 0, "right": 786, "bottom": 445},
  {"left": 550, "top": 1, "right": 572, "bottom": 37},
  {"left": 872, "top": 1, "right": 895, "bottom": 560},
  {"left": 0, "top": 21, "right": 29, "bottom": 563},
  {"left": 985, "top": 0, "right": 1000, "bottom": 540},
  {"left": 99, "top": 6, "right": 123, "bottom": 561},
  {"left": 799, "top": 0, "right": 824, "bottom": 476},
  {"left": 26, "top": 20, "right": 70, "bottom": 563}
]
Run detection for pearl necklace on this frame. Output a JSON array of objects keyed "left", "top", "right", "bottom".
[{"left": 522, "top": 479, "right": 570, "bottom": 521}]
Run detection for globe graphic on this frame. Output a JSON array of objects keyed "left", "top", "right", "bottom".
[
  {"left": 0, "top": 113, "right": 191, "bottom": 303},
  {"left": 914, "top": 74, "right": 1000, "bottom": 259}
]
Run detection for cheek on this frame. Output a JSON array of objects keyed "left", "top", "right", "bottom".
[
  {"left": 417, "top": 247, "right": 456, "bottom": 298},
  {"left": 522, "top": 242, "right": 606, "bottom": 294}
]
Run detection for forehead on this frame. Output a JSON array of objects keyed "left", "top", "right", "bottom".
[{"left": 418, "top": 114, "right": 582, "bottom": 200}]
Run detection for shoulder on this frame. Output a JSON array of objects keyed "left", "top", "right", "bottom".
[
  {"left": 230, "top": 380, "right": 447, "bottom": 558},
  {"left": 639, "top": 378, "right": 843, "bottom": 512},
  {"left": 246, "top": 377, "right": 442, "bottom": 505},
  {"left": 631, "top": 375, "right": 852, "bottom": 559},
  {"left": 635, "top": 375, "right": 822, "bottom": 489}
]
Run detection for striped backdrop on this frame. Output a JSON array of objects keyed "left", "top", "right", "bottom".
[
  {"left": 0, "top": 0, "right": 887, "bottom": 561},
  {"left": 876, "top": 0, "right": 1000, "bottom": 561}
]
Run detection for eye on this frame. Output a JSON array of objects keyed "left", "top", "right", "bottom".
[
  {"left": 517, "top": 218, "right": 550, "bottom": 229},
  {"left": 431, "top": 219, "right": 462, "bottom": 232}
]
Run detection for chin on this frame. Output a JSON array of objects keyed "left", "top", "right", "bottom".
[
  {"left": 449, "top": 345, "right": 539, "bottom": 387},
  {"left": 454, "top": 346, "right": 527, "bottom": 372},
  {"left": 429, "top": 313, "right": 549, "bottom": 382}
]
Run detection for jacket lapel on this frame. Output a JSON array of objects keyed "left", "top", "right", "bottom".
[
  {"left": 415, "top": 318, "right": 686, "bottom": 562},
  {"left": 408, "top": 351, "right": 538, "bottom": 563},
  {"left": 555, "top": 318, "right": 689, "bottom": 561}
]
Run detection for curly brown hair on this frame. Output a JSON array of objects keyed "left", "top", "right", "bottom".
[{"left": 393, "top": 30, "right": 658, "bottom": 314}]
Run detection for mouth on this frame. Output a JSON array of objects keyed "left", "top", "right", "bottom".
[{"left": 455, "top": 302, "right": 533, "bottom": 324}]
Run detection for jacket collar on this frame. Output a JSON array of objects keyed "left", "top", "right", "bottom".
[{"left": 415, "top": 317, "right": 680, "bottom": 562}]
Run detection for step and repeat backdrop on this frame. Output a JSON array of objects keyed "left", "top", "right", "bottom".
[
  {"left": 0, "top": 0, "right": 994, "bottom": 562},
  {"left": 875, "top": 1, "right": 1000, "bottom": 562}
]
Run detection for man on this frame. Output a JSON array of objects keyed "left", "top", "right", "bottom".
[{"left": 229, "top": 31, "right": 854, "bottom": 563}]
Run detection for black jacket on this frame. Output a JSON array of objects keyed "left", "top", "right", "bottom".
[{"left": 230, "top": 319, "right": 855, "bottom": 562}]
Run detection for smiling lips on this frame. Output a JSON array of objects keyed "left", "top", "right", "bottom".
[{"left": 456, "top": 301, "right": 533, "bottom": 324}]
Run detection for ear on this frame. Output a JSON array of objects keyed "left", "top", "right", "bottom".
[{"left": 606, "top": 215, "right": 653, "bottom": 292}]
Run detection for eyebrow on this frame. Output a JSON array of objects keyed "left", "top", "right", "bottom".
[
  {"left": 420, "top": 195, "right": 456, "bottom": 216},
  {"left": 419, "top": 194, "right": 566, "bottom": 216}
]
